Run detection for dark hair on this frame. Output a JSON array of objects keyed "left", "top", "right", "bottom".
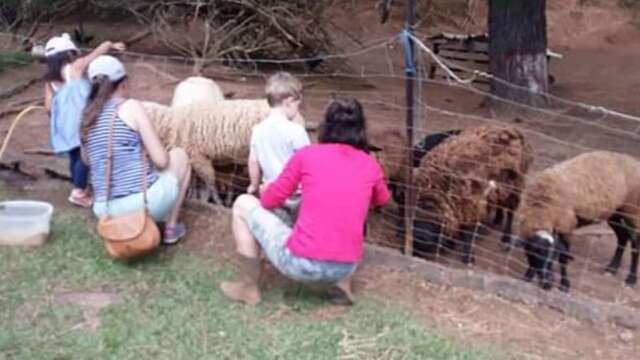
[
  {"left": 81, "top": 75, "right": 127, "bottom": 142},
  {"left": 44, "top": 50, "right": 79, "bottom": 82},
  {"left": 319, "top": 98, "right": 369, "bottom": 152}
]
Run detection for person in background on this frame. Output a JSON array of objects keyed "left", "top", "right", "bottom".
[{"left": 43, "top": 33, "right": 125, "bottom": 207}]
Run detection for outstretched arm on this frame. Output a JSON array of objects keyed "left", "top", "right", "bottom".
[
  {"left": 371, "top": 164, "right": 391, "bottom": 207},
  {"left": 71, "top": 41, "right": 126, "bottom": 76},
  {"left": 260, "top": 153, "right": 303, "bottom": 209},
  {"left": 44, "top": 83, "right": 53, "bottom": 112},
  {"left": 247, "top": 148, "right": 261, "bottom": 194}
]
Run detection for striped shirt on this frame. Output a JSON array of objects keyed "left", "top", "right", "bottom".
[{"left": 86, "top": 98, "right": 158, "bottom": 201}]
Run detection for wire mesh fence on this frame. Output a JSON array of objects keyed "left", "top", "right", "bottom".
[{"left": 2, "top": 28, "right": 640, "bottom": 324}]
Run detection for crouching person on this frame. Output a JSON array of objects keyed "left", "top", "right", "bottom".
[
  {"left": 220, "top": 98, "right": 390, "bottom": 306},
  {"left": 82, "top": 55, "right": 192, "bottom": 245}
]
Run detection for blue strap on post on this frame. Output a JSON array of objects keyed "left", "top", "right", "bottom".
[{"left": 400, "top": 29, "right": 415, "bottom": 76}]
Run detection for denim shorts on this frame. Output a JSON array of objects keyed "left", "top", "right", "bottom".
[
  {"left": 93, "top": 172, "right": 179, "bottom": 222},
  {"left": 248, "top": 205, "right": 357, "bottom": 283}
]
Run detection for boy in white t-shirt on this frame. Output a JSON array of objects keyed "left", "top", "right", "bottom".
[{"left": 248, "top": 72, "right": 310, "bottom": 223}]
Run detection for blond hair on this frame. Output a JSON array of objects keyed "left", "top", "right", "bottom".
[{"left": 265, "top": 72, "right": 302, "bottom": 107}]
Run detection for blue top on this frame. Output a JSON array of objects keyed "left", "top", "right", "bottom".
[
  {"left": 49, "top": 78, "right": 90, "bottom": 153},
  {"left": 85, "top": 98, "right": 158, "bottom": 201}
]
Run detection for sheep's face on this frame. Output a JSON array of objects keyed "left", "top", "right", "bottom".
[
  {"left": 524, "top": 230, "right": 557, "bottom": 289},
  {"left": 412, "top": 219, "right": 452, "bottom": 257},
  {"left": 412, "top": 196, "right": 455, "bottom": 258}
]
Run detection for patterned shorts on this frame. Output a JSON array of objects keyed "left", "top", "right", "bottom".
[
  {"left": 248, "top": 205, "right": 357, "bottom": 283},
  {"left": 270, "top": 194, "right": 301, "bottom": 227}
]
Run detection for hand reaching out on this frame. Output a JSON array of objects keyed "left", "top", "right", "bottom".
[{"left": 111, "top": 42, "right": 126, "bottom": 52}]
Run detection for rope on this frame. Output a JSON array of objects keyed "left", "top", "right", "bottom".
[
  {"left": 0, "top": 105, "right": 45, "bottom": 161},
  {"left": 407, "top": 32, "right": 640, "bottom": 123}
]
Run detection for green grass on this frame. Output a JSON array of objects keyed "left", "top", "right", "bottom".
[
  {"left": 0, "top": 51, "right": 32, "bottom": 73},
  {"left": 0, "top": 185, "right": 498, "bottom": 359}
]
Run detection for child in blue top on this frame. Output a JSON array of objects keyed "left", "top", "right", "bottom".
[{"left": 43, "top": 33, "right": 125, "bottom": 207}]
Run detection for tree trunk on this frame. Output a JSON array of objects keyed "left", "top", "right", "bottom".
[{"left": 489, "top": 0, "right": 548, "bottom": 108}]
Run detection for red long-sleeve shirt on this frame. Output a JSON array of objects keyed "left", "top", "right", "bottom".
[{"left": 260, "top": 144, "right": 391, "bottom": 263}]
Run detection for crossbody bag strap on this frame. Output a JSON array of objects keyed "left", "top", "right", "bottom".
[
  {"left": 103, "top": 109, "right": 117, "bottom": 204},
  {"left": 140, "top": 147, "right": 149, "bottom": 206}
]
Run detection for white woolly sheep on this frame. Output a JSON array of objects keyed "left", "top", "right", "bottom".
[
  {"left": 515, "top": 150, "right": 640, "bottom": 292},
  {"left": 171, "top": 76, "right": 225, "bottom": 107},
  {"left": 141, "top": 100, "right": 306, "bottom": 205}
]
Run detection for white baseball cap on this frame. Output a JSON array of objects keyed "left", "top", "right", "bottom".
[
  {"left": 87, "top": 55, "right": 127, "bottom": 82},
  {"left": 44, "top": 33, "right": 78, "bottom": 57}
]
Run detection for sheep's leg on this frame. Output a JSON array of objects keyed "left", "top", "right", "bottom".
[
  {"left": 493, "top": 207, "right": 504, "bottom": 226},
  {"left": 523, "top": 247, "right": 536, "bottom": 282},
  {"left": 626, "top": 232, "right": 639, "bottom": 287},
  {"left": 541, "top": 260, "right": 555, "bottom": 290},
  {"left": 208, "top": 187, "right": 223, "bottom": 205},
  {"left": 460, "top": 223, "right": 480, "bottom": 265},
  {"left": 557, "top": 234, "right": 571, "bottom": 293},
  {"left": 605, "top": 214, "right": 630, "bottom": 275},
  {"left": 523, "top": 245, "right": 544, "bottom": 283},
  {"left": 395, "top": 192, "right": 406, "bottom": 242},
  {"left": 189, "top": 176, "right": 205, "bottom": 202},
  {"left": 191, "top": 155, "right": 223, "bottom": 205},
  {"left": 499, "top": 208, "right": 515, "bottom": 252}
]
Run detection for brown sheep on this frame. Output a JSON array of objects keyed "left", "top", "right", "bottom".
[
  {"left": 413, "top": 125, "right": 533, "bottom": 264},
  {"left": 515, "top": 150, "right": 640, "bottom": 292},
  {"left": 368, "top": 127, "right": 408, "bottom": 203}
]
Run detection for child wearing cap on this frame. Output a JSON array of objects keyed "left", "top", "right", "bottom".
[
  {"left": 43, "top": 33, "right": 125, "bottom": 207},
  {"left": 82, "top": 55, "right": 192, "bottom": 245}
]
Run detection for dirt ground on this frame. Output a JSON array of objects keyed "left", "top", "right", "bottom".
[{"left": 2, "top": 0, "right": 640, "bottom": 358}]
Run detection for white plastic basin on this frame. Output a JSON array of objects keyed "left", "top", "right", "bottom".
[{"left": 0, "top": 201, "right": 54, "bottom": 246}]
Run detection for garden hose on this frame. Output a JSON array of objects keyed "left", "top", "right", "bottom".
[{"left": 0, "top": 105, "right": 45, "bottom": 161}]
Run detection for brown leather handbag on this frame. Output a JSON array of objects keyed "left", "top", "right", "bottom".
[{"left": 95, "top": 110, "right": 160, "bottom": 260}]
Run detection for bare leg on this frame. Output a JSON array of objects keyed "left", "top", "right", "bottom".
[
  {"left": 220, "top": 194, "right": 262, "bottom": 305},
  {"left": 165, "top": 148, "right": 191, "bottom": 228},
  {"left": 232, "top": 194, "right": 261, "bottom": 258}
]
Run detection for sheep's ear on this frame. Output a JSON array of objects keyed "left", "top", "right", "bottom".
[
  {"left": 368, "top": 144, "right": 383, "bottom": 152},
  {"left": 512, "top": 236, "right": 525, "bottom": 248}
]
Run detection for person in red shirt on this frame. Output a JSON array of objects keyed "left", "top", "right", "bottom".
[{"left": 220, "top": 98, "right": 391, "bottom": 306}]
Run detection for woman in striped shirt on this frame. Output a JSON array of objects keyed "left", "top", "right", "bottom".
[{"left": 82, "top": 55, "right": 191, "bottom": 245}]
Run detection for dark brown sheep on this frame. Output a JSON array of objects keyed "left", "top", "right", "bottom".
[{"left": 413, "top": 125, "right": 533, "bottom": 264}]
